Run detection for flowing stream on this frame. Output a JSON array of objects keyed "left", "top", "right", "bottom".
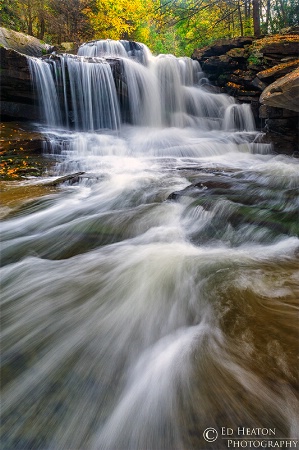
[{"left": 1, "top": 40, "right": 299, "bottom": 450}]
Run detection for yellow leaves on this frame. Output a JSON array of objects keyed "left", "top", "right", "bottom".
[{"left": 91, "top": 0, "right": 155, "bottom": 40}]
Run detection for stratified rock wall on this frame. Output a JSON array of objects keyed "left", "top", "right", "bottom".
[
  {"left": 0, "top": 47, "right": 42, "bottom": 120},
  {"left": 192, "top": 33, "right": 299, "bottom": 155},
  {"left": 0, "top": 27, "right": 54, "bottom": 120}
]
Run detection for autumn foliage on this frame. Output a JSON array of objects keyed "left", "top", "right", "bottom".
[{"left": 1, "top": 0, "right": 298, "bottom": 55}]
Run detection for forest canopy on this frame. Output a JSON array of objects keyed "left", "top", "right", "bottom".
[{"left": 0, "top": 0, "right": 298, "bottom": 55}]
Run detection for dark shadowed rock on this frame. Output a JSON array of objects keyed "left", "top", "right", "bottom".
[
  {"left": 0, "top": 46, "right": 40, "bottom": 120},
  {"left": 202, "top": 55, "right": 239, "bottom": 74},
  {"left": 192, "top": 37, "right": 253, "bottom": 60}
]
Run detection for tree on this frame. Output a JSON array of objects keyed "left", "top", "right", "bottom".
[
  {"left": 252, "top": 0, "right": 261, "bottom": 36},
  {"left": 47, "top": 0, "right": 96, "bottom": 43},
  {"left": 87, "top": 0, "right": 158, "bottom": 42},
  {"left": 0, "top": 0, "right": 23, "bottom": 31}
]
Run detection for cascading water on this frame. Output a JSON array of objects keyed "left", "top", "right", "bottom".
[
  {"left": 1, "top": 39, "right": 298, "bottom": 450},
  {"left": 28, "top": 57, "right": 62, "bottom": 126}
]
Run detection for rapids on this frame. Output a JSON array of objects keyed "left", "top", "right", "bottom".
[{"left": 1, "top": 40, "right": 299, "bottom": 450}]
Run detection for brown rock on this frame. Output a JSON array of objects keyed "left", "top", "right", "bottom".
[
  {"left": 251, "top": 77, "right": 268, "bottom": 91},
  {"left": 259, "top": 35, "right": 299, "bottom": 56},
  {"left": 260, "top": 67, "right": 299, "bottom": 112},
  {"left": 257, "top": 59, "right": 299, "bottom": 80}
]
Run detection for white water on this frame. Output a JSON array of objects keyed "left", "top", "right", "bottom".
[{"left": 1, "top": 40, "right": 299, "bottom": 450}]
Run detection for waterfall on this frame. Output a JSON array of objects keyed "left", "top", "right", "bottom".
[
  {"left": 65, "top": 55, "right": 121, "bottom": 131},
  {"left": 223, "top": 103, "right": 256, "bottom": 131},
  {"left": 2, "top": 39, "right": 298, "bottom": 450},
  {"left": 28, "top": 39, "right": 256, "bottom": 133},
  {"left": 78, "top": 39, "right": 128, "bottom": 58},
  {"left": 78, "top": 39, "right": 151, "bottom": 65},
  {"left": 28, "top": 57, "right": 62, "bottom": 126}
]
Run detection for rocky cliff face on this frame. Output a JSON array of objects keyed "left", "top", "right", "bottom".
[
  {"left": 0, "top": 27, "right": 124, "bottom": 123},
  {"left": 192, "top": 32, "right": 299, "bottom": 155},
  {"left": 0, "top": 27, "right": 55, "bottom": 120},
  {"left": 0, "top": 46, "right": 42, "bottom": 121}
]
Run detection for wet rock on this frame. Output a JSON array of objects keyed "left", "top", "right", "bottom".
[
  {"left": 259, "top": 126, "right": 299, "bottom": 155},
  {"left": 44, "top": 172, "right": 86, "bottom": 186},
  {"left": 251, "top": 77, "right": 268, "bottom": 91},
  {"left": 0, "top": 122, "right": 50, "bottom": 180},
  {"left": 226, "top": 82, "right": 259, "bottom": 97},
  {"left": 168, "top": 175, "right": 234, "bottom": 201},
  {"left": 259, "top": 105, "right": 290, "bottom": 119}
]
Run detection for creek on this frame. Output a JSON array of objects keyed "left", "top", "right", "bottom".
[{"left": 1, "top": 40, "right": 298, "bottom": 450}]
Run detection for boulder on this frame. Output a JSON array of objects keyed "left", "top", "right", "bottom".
[
  {"left": 0, "top": 27, "right": 54, "bottom": 56},
  {"left": 260, "top": 67, "right": 299, "bottom": 112}
]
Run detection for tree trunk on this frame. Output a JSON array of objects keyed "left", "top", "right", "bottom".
[
  {"left": 265, "top": 0, "right": 271, "bottom": 32},
  {"left": 279, "top": 0, "right": 287, "bottom": 26},
  {"left": 238, "top": 0, "right": 244, "bottom": 36},
  {"left": 28, "top": 18, "right": 33, "bottom": 36},
  {"left": 38, "top": 17, "right": 45, "bottom": 40},
  {"left": 252, "top": 0, "right": 261, "bottom": 37}
]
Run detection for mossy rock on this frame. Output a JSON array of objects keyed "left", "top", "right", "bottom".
[{"left": 0, "top": 27, "right": 53, "bottom": 56}]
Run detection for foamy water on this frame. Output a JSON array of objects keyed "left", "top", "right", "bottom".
[{"left": 1, "top": 40, "right": 298, "bottom": 450}]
